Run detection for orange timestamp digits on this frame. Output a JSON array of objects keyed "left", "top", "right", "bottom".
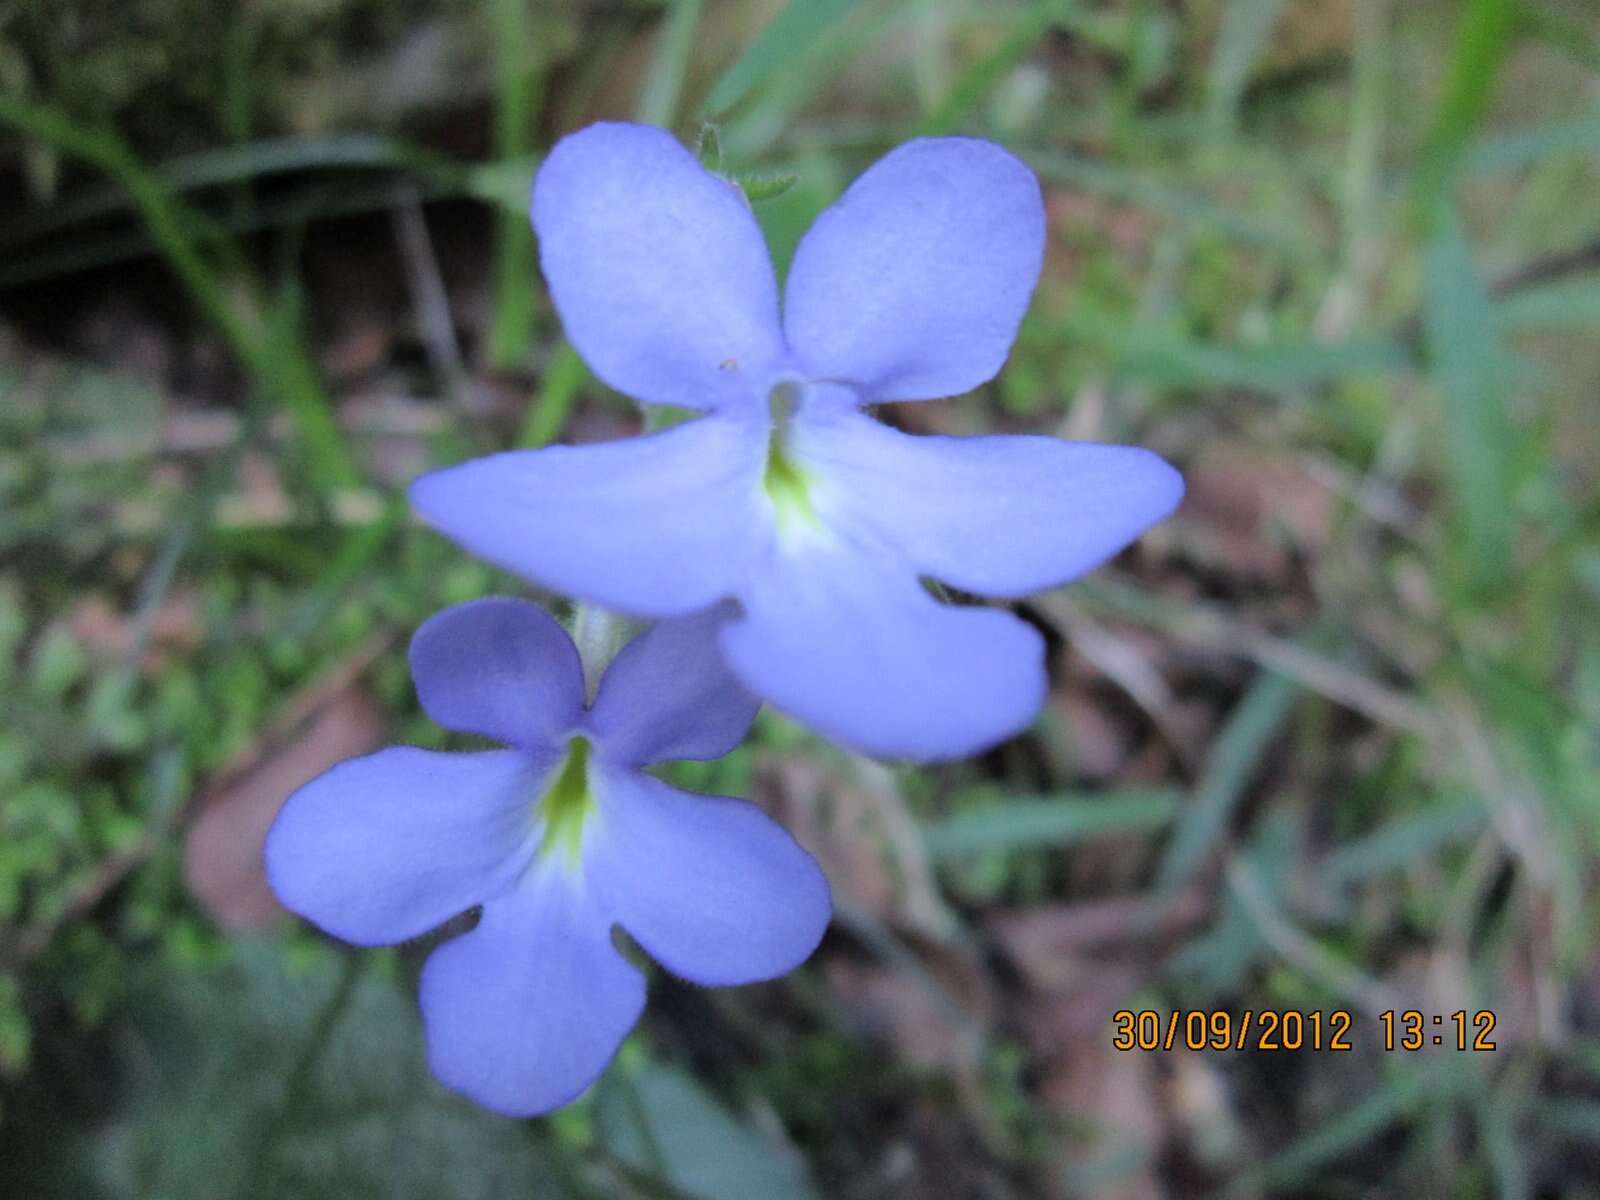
[
  {"left": 1378, "top": 1010, "right": 1497, "bottom": 1051},
  {"left": 1111, "top": 1009, "right": 1355, "bottom": 1052}
]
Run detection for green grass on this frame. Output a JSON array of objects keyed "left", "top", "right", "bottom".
[{"left": 3, "top": 0, "right": 1600, "bottom": 1195}]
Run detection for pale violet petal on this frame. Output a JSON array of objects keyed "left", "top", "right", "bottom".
[
  {"left": 586, "top": 604, "right": 757, "bottom": 767},
  {"left": 585, "top": 766, "right": 830, "bottom": 986},
  {"left": 264, "top": 748, "right": 543, "bottom": 946},
  {"left": 783, "top": 138, "right": 1043, "bottom": 402},
  {"left": 419, "top": 872, "right": 644, "bottom": 1116},
  {"left": 409, "top": 598, "right": 584, "bottom": 750},
  {"left": 717, "top": 543, "right": 1046, "bottom": 760},
  {"left": 533, "top": 122, "right": 786, "bottom": 411},
  {"left": 409, "top": 413, "right": 771, "bottom": 618},
  {"left": 796, "top": 406, "right": 1184, "bottom": 598}
]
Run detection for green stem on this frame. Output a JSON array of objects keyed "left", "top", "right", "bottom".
[{"left": 488, "top": 0, "right": 544, "bottom": 368}]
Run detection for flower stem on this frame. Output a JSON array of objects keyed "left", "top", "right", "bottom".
[{"left": 572, "top": 604, "right": 634, "bottom": 704}]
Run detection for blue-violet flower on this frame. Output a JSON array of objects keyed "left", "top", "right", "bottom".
[
  {"left": 411, "top": 123, "right": 1184, "bottom": 761},
  {"left": 264, "top": 598, "right": 831, "bottom": 1116}
]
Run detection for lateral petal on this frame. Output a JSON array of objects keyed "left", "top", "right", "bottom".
[
  {"left": 265, "top": 747, "right": 543, "bottom": 946},
  {"left": 585, "top": 766, "right": 830, "bottom": 986},
  {"left": 410, "top": 414, "right": 771, "bottom": 618}
]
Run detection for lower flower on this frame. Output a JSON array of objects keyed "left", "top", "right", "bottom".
[{"left": 264, "top": 598, "right": 831, "bottom": 1116}]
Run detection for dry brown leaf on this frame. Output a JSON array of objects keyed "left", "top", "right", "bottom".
[
  {"left": 183, "top": 686, "right": 385, "bottom": 932},
  {"left": 1039, "top": 1034, "right": 1167, "bottom": 1200},
  {"left": 826, "top": 957, "right": 987, "bottom": 1074},
  {"left": 1178, "top": 443, "right": 1335, "bottom": 581},
  {"left": 70, "top": 589, "right": 203, "bottom": 671}
]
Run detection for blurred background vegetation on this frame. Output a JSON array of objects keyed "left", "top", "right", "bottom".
[{"left": 2, "top": 0, "right": 1599, "bottom": 1195}]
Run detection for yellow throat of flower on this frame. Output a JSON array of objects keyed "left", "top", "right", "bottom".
[
  {"left": 764, "top": 385, "right": 819, "bottom": 537},
  {"left": 537, "top": 737, "right": 593, "bottom": 868}
]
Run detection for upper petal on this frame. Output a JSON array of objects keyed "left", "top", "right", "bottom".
[
  {"left": 585, "top": 766, "right": 830, "bottom": 986},
  {"left": 419, "top": 871, "right": 644, "bottom": 1116},
  {"left": 264, "top": 747, "right": 542, "bottom": 946},
  {"left": 587, "top": 603, "right": 758, "bottom": 767},
  {"left": 410, "top": 598, "right": 585, "bottom": 751},
  {"left": 783, "top": 137, "right": 1044, "bottom": 402},
  {"left": 533, "top": 122, "right": 786, "bottom": 411},
  {"left": 795, "top": 407, "right": 1184, "bottom": 598},
  {"left": 409, "top": 413, "right": 771, "bottom": 618},
  {"left": 717, "top": 543, "right": 1047, "bottom": 761}
]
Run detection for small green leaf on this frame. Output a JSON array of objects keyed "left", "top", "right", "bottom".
[
  {"left": 695, "top": 122, "right": 723, "bottom": 171},
  {"left": 734, "top": 170, "right": 798, "bottom": 204},
  {"left": 598, "top": 1062, "right": 818, "bottom": 1200}
]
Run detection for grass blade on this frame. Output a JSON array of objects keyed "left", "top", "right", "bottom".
[
  {"left": 921, "top": 788, "right": 1181, "bottom": 863},
  {"left": 703, "top": 0, "right": 862, "bottom": 117},
  {"left": 1207, "top": 0, "right": 1288, "bottom": 129},
  {"left": 486, "top": 0, "right": 544, "bottom": 368},
  {"left": 637, "top": 0, "right": 707, "bottom": 127},
  {"left": 1221, "top": 1073, "right": 1433, "bottom": 1198},
  {"left": 1423, "top": 203, "right": 1515, "bottom": 587},
  {"left": 520, "top": 341, "right": 589, "bottom": 448},
  {"left": 0, "top": 93, "right": 358, "bottom": 490},
  {"left": 1410, "top": 0, "right": 1518, "bottom": 228},
  {"left": 1150, "top": 668, "right": 1300, "bottom": 905},
  {"left": 919, "top": 1, "right": 1061, "bottom": 136}
]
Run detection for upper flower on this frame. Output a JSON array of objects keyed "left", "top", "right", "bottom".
[
  {"left": 411, "top": 123, "right": 1183, "bottom": 761},
  {"left": 264, "top": 598, "right": 831, "bottom": 1116}
]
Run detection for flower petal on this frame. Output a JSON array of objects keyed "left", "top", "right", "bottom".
[
  {"left": 419, "top": 872, "right": 644, "bottom": 1116},
  {"left": 264, "top": 748, "right": 543, "bottom": 946},
  {"left": 796, "top": 407, "right": 1184, "bottom": 598},
  {"left": 718, "top": 543, "right": 1046, "bottom": 760},
  {"left": 533, "top": 122, "right": 786, "bottom": 411},
  {"left": 783, "top": 137, "right": 1044, "bottom": 402},
  {"left": 587, "top": 604, "right": 757, "bottom": 767},
  {"left": 410, "top": 413, "right": 770, "bottom": 618},
  {"left": 409, "top": 598, "right": 584, "bottom": 750},
  {"left": 585, "top": 766, "right": 829, "bottom": 986}
]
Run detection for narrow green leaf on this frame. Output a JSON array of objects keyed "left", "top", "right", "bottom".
[
  {"left": 1465, "top": 107, "right": 1600, "bottom": 175},
  {"left": 0, "top": 94, "right": 359, "bottom": 491},
  {"left": 463, "top": 156, "right": 541, "bottom": 218},
  {"left": 520, "top": 341, "right": 589, "bottom": 448},
  {"left": 721, "top": 0, "right": 920, "bottom": 156},
  {"left": 1473, "top": 1087, "right": 1531, "bottom": 1200},
  {"left": 1318, "top": 800, "right": 1486, "bottom": 890},
  {"left": 637, "top": 0, "right": 707, "bottom": 127},
  {"left": 921, "top": 789, "right": 1180, "bottom": 862},
  {"left": 1221, "top": 1074, "right": 1433, "bottom": 1197},
  {"left": 919, "top": 0, "right": 1061, "bottom": 136},
  {"left": 1114, "top": 332, "right": 1413, "bottom": 390},
  {"left": 703, "top": 0, "right": 862, "bottom": 117},
  {"left": 1494, "top": 278, "right": 1600, "bottom": 331},
  {"left": 0, "top": 133, "right": 462, "bottom": 251},
  {"left": 1423, "top": 204, "right": 1515, "bottom": 586},
  {"left": 1207, "top": 0, "right": 1288, "bottom": 129},
  {"left": 1410, "top": 0, "right": 1519, "bottom": 228},
  {"left": 487, "top": 0, "right": 545, "bottom": 368},
  {"left": 1151, "top": 668, "right": 1300, "bottom": 903},
  {"left": 1024, "top": 149, "right": 1303, "bottom": 248}
]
